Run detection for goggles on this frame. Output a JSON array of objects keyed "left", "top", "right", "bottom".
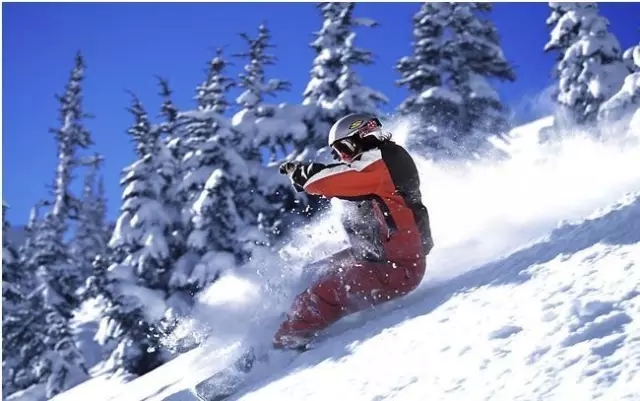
[{"left": 330, "top": 118, "right": 383, "bottom": 163}]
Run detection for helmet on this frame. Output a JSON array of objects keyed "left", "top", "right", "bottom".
[{"left": 328, "top": 113, "right": 390, "bottom": 163}]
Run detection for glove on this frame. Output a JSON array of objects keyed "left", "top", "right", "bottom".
[
  {"left": 279, "top": 161, "right": 301, "bottom": 176},
  {"left": 279, "top": 161, "right": 307, "bottom": 193}
]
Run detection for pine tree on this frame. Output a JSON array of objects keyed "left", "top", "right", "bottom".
[
  {"left": 396, "top": 3, "right": 461, "bottom": 153},
  {"left": 109, "top": 93, "right": 179, "bottom": 286},
  {"left": 230, "top": 22, "right": 296, "bottom": 239},
  {"left": 177, "top": 49, "right": 236, "bottom": 215},
  {"left": 158, "top": 77, "right": 182, "bottom": 161},
  {"left": 396, "top": 3, "right": 514, "bottom": 159},
  {"left": 2, "top": 201, "right": 31, "bottom": 397},
  {"left": 50, "top": 52, "right": 93, "bottom": 220},
  {"left": 303, "top": 2, "right": 387, "bottom": 159},
  {"left": 160, "top": 49, "right": 244, "bottom": 290},
  {"left": 445, "top": 3, "right": 516, "bottom": 156},
  {"left": 15, "top": 53, "right": 96, "bottom": 397},
  {"left": 71, "top": 155, "right": 109, "bottom": 295},
  {"left": 98, "top": 94, "right": 178, "bottom": 376},
  {"left": 599, "top": 44, "right": 640, "bottom": 130},
  {"left": 544, "top": 2, "right": 627, "bottom": 128},
  {"left": 90, "top": 255, "right": 168, "bottom": 377},
  {"left": 231, "top": 23, "right": 291, "bottom": 161},
  {"left": 154, "top": 78, "right": 194, "bottom": 296},
  {"left": 2, "top": 201, "right": 24, "bottom": 318}
]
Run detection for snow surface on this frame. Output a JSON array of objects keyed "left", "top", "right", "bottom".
[{"left": 43, "top": 115, "right": 640, "bottom": 401}]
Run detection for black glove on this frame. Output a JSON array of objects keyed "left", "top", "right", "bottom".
[{"left": 279, "top": 161, "right": 301, "bottom": 176}]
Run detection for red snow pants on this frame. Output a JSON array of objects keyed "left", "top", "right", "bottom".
[{"left": 273, "top": 248, "right": 426, "bottom": 348}]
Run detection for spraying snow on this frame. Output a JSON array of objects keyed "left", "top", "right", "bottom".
[{"left": 414, "top": 119, "right": 640, "bottom": 282}]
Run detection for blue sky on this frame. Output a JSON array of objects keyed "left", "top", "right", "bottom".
[{"left": 3, "top": 2, "right": 639, "bottom": 223}]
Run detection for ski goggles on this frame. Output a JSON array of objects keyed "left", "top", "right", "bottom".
[
  {"left": 331, "top": 118, "right": 383, "bottom": 162},
  {"left": 352, "top": 117, "right": 383, "bottom": 138}
]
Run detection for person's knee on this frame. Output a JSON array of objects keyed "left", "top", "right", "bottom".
[
  {"left": 387, "top": 258, "right": 426, "bottom": 293},
  {"left": 407, "top": 258, "right": 426, "bottom": 288},
  {"left": 310, "top": 278, "right": 343, "bottom": 308}
]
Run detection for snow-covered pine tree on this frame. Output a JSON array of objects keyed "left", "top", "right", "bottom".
[
  {"left": 167, "top": 47, "right": 247, "bottom": 290},
  {"left": 2, "top": 202, "right": 47, "bottom": 396},
  {"left": 177, "top": 49, "right": 235, "bottom": 217},
  {"left": 157, "top": 77, "right": 182, "bottom": 161},
  {"left": 303, "top": 2, "right": 388, "bottom": 160},
  {"left": 97, "top": 94, "right": 178, "bottom": 377},
  {"left": 445, "top": 3, "right": 516, "bottom": 157},
  {"left": 16, "top": 209, "right": 90, "bottom": 399},
  {"left": 3, "top": 201, "right": 24, "bottom": 321},
  {"left": 546, "top": 3, "right": 583, "bottom": 54},
  {"left": 71, "top": 155, "right": 109, "bottom": 297},
  {"left": 2, "top": 201, "right": 30, "bottom": 397},
  {"left": 231, "top": 22, "right": 297, "bottom": 238},
  {"left": 396, "top": 3, "right": 462, "bottom": 153},
  {"left": 110, "top": 92, "right": 180, "bottom": 288},
  {"left": 14, "top": 52, "right": 99, "bottom": 397},
  {"left": 544, "top": 2, "right": 627, "bottom": 128},
  {"left": 90, "top": 254, "right": 168, "bottom": 377},
  {"left": 50, "top": 52, "right": 94, "bottom": 220},
  {"left": 599, "top": 44, "right": 640, "bottom": 131},
  {"left": 232, "top": 23, "right": 291, "bottom": 159},
  {"left": 153, "top": 77, "right": 195, "bottom": 301},
  {"left": 397, "top": 3, "right": 514, "bottom": 159}
]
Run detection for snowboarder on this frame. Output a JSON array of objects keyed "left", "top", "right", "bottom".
[{"left": 276, "top": 113, "right": 434, "bottom": 350}]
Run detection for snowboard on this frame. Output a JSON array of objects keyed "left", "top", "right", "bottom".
[
  {"left": 192, "top": 290, "right": 411, "bottom": 400},
  {"left": 192, "top": 343, "right": 310, "bottom": 401}
]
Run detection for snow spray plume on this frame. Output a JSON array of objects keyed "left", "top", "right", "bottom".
[{"left": 402, "top": 118, "right": 640, "bottom": 286}]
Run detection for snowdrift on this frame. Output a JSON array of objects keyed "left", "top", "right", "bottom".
[{"left": 41, "top": 116, "right": 640, "bottom": 401}]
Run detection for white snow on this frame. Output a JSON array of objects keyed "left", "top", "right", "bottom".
[
  {"left": 41, "top": 115, "right": 640, "bottom": 401},
  {"left": 599, "top": 44, "right": 640, "bottom": 126},
  {"left": 418, "top": 86, "right": 463, "bottom": 105}
]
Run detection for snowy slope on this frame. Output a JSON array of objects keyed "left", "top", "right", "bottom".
[{"left": 42, "top": 115, "right": 640, "bottom": 401}]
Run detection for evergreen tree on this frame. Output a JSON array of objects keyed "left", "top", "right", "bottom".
[
  {"left": 155, "top": 78, "right": 193, "bottom": 296},
  {"left": 71, "top": 155, "right": 109, "bottom": 295},
  {"left": 2, "top": 201, "right": 31, "bottom": 397},
  {"left": 230, "top": 23, "right": 296, "bottom": 238},
  {"left": 11, "top": 209, "right": 89, "bottom": 399},
  {"left": 303, "top": 2, "right": 387, "bottom": 159},
  {"left": 177, "top": 49, "right": 236, "bottom": 215},
  {"left": 396, "top": 3, "right": 461, "bottom": 152},
  {"left": 446, "top": 3, "right": 516, "bottom": 156},
  {"left": 157, "top": 77, "right": 182, "bottom": 161},
  {"left": 231, "top": 23, "right": 292, "bottom": 161},
  {"left": 599, "top": 44, "right": 640, "bottom": 130},
  {"left": 544, "top": 2, "right": 627, "bottom": 128},
  {"left": 90, "top": 255, "right": 168, "bottom": 377},
  {"left": 109, "top": 93, "right": 179, "bottom": 286},
  {"left": 165, "top": 49, "right": 244, "bottom": 290},
  {"left": 98, "top": 94, "right": 178, "bottom": 376},
  {"left": 397, "top": 3, "right": 514, "bottom": 159},
  {"left": 12, "top": 53, "right": 97, "bottom": 397},
  {"left": 50, "top": 52, "right": 93, "bottom": 220},
  {"left": 2, "top": 201, "right": 24, "bottom": 319}
]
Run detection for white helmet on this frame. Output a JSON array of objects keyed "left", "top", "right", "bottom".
[{"left": 328, "top": 113, "right": 391, "bottom": 162}]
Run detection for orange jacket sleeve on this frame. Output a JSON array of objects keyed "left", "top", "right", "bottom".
[{"left": 296, "top": 158, "right": 386, "bottom": 199}]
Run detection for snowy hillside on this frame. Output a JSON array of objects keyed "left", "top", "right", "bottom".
[{"left": 31, "top": 115, "right": 640, "bottom": 401}]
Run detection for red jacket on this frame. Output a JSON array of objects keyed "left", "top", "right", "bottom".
[{"left": 289, "top": 141, "right": 433, "bottom": 263}]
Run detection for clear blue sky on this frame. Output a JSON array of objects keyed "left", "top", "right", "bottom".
[{"left": 3, "top": 2, "right": 639, "bottom": 224}]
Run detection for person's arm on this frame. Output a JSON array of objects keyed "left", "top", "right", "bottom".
[{"left": 281, "top": 153, "right": 385, "bottom": 199}]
